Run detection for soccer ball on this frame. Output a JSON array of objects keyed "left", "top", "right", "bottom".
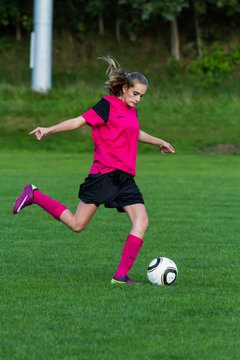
[{"left": 147, "top": 257, "right": 178, "bottom": 285}]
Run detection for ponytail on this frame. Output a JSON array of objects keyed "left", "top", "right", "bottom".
[{"left": 99, "top": 55, "right": 148, "bottom": 96}]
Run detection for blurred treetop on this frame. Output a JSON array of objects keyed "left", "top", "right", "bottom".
[{"left": 0, "top": 0, "right": 239, "bottom": 61}]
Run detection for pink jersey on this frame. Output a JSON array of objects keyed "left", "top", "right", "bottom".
[{"left": 82, "top": 95, "right": 140, "bottom": 176}]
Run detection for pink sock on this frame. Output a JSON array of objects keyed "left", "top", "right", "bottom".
[
  {"left": 33, "top": 190, "right": 67, "bottom": 220},
  {"left": 114, "top": 234, "right": 143, "bottom": 278}
]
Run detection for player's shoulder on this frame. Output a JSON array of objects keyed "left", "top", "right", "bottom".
[{"left": 92, "top": 97, "right": 110, "bottom": 123}]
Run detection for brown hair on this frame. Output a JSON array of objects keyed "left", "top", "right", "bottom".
[{"left": 99, "top": 56, "right": 148, "bottom": 96}]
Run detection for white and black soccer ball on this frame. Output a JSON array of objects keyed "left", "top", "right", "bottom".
[{"left": 147, "top": 257, "right": 178, "bottom": 285}]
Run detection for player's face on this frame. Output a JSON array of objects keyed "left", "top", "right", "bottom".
[{"left": 121, "top": 83, "right": 147, "bottom": 107}]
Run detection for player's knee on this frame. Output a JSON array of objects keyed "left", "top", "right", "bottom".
[{"left": 71, "top": 221, "right": 87, "bottom": 233}]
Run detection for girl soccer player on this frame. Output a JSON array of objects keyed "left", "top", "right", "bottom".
[{"left": 13, "top": 56, "right": 175, "bottom": 285}]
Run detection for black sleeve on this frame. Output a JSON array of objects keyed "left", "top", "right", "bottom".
[{"left": 92, "top": 98, "right": 110, "bottom": 123}]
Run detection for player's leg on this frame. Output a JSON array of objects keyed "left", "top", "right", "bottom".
[
  {"left": 60, "top": 201, "right": 97, "bottom": 232},
  {"left": 13, "top": 183, "right": 97, "bottom": 232},
  {"left": 124, "top": 203, "right": 149, "bottom": 239},
  {"left": 13, "top": 184, "right": 67, "bottom": 218},
  {"left": 112, "top": 203, "right": 149, "bottom": 285}
]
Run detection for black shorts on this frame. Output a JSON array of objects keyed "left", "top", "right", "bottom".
[{"left": 78, "top": 170, "right": 144, "bottom": 213}]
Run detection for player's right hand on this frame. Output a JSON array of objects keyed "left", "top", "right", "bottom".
[{"left": 29, "top": 127, "right": 49, "bottom": 141}]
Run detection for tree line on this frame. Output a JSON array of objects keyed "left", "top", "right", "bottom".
[{"left": 0, "top": 0, "right": 240, "bottom": 61}]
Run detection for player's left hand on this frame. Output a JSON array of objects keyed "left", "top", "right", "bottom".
[{"left": 159, "top": 141, "right": 175, "bottom": 155}]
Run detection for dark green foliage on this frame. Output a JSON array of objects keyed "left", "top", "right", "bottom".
[
  {"left": 0, "top": 0, "right": 239, "bottom": 50},
  {"left": 188, "top": 44, "right": 240, "bottom": 86}
]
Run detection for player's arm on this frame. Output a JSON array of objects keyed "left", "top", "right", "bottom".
[
  {"left": 29, "top": 115, "right": 87, "bottom": 141},
  {"left": 138, "top": 130, "right": 175, "bottom": 155}
]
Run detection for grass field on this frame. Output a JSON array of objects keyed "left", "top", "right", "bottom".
[
  {"left": 1, "top": 36, "right": 239, "bottom": 359},
  {"left": 1, "top": 151, "right": 239, "bottom": 359}
]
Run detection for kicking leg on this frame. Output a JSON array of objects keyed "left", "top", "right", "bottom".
[
  {"left": 60, "top": 201, "right": 97, "bottom": 232},
  {"left": 13, "top": 183, "right": 97, "bottom": 232}
]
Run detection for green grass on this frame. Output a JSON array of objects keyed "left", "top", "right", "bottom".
[
  {"left": 1, "top": 152, "right": 240, "bottom": 359},
  {"left": 1, "top": 39, "right": 240, "bottom": 358}
]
